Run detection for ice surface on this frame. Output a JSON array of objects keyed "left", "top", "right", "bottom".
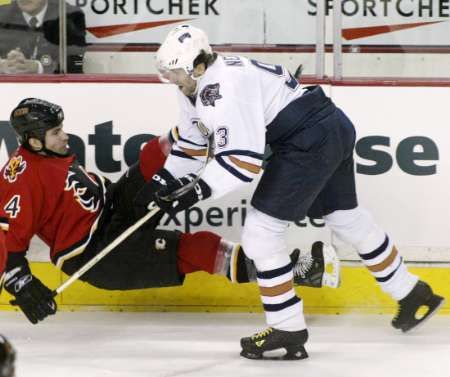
[{"left": 1, "top": 311, "right": 450, "bottom": 377}]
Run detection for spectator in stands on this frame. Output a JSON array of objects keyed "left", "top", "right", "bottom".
[{"left": 0, "top": 0, "right": 86, "bottom": 74}]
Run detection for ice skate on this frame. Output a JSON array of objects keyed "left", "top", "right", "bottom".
[
  {"left": 392, "top": 280, "right": 445, "bottom": 332},
  {"left": 292, "top": 241, "right": 340, "bottom": 288},
  {"left": 240, "top": 327, "right": 309, "bottom": 360},
  {"left": 235, "top": 241, "right": 340, "bottom": 288}
]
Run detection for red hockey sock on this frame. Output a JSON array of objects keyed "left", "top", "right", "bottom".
[
  {"left": 139, "top": 137, "right": 167, "bottom": 181},
  {"left": 177, "top": 231, "right": 221, "bottom": 275}
]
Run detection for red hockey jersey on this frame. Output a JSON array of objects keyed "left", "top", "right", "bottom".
[{"left": 0, "top": 147, "right": 105, "bottom": 268}]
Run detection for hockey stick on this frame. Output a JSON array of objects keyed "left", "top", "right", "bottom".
[{"left": 52, "top": 202, "right": 160, "bottom": 296}]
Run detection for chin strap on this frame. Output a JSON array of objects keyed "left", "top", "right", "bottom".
[
  {"left": 23, "top": 141, "right": 70, "bottom": 158},
  {"left": 41, "top": 147, "right": 70, "bottom": 158}
]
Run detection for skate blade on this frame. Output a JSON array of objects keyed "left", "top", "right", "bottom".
[
  {"left": 402, "top": 296, "right": 445, "bottom": 333},
  {"left": 240, "top": 346, "right": 309, "bottom": 361},
  {"left": 322, "top": 244, "right": 341, "bottom": 288}
]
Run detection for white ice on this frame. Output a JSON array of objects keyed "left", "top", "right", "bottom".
[{"left": 1, "top": 311, "right": 450, "bottom": 377}]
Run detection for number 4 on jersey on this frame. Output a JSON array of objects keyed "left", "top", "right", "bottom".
[{"left": 4, "top": 195, "right": 21, "bottom": 218}]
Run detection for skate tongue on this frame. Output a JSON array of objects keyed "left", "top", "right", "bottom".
[
  {"left": 251, "top": 327, "right": 273, "bottom": 340},
  {"left": 290, "top": 249, "right": 300, "bottom": 265},
  {"left": 322, "top": 244, "right": 341, "bottom": 288}
]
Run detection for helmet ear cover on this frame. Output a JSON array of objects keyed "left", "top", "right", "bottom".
[{"left": 9, "top": 98, "right": 64, "bottom": 144}]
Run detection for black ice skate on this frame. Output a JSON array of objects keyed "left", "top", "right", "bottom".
[
  {"left": 232, "top": 241, "right": 340, "bottom": 288},
  {"left": 292, "top": 241, "right": 340, "bottom": 288},
  {"left": 240, "top": 327, "right": 309, "bottom": 360},
  {"left": 392, "top": 280, "right": 445, "bottom": 333}
]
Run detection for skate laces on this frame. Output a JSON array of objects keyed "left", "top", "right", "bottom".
[
  {"left": 393, "top": 306, "right": 403, "bottom": 322},
  {"left": 393, "top": 294, "right": 415, "bottom": 323},
  {"left": 251, "top": 327, "right": 273, "bottom": 340},
  {"left": 293, "top": 249, "right": 313, "bottom": 278},
  {"left": 394, "top": 284, "right": 422, "bottom": 323}
]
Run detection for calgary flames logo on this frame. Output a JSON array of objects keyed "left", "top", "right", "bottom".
[
  {"left": 4, "top": 156, "right": 27, "bottom": 183},
  {"left": 65, "top": 168, "right": 101, "bottom": 213}
]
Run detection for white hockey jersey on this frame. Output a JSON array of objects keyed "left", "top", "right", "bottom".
[{"left": 164, "top": 55, "right": 306, "bottom": 199}]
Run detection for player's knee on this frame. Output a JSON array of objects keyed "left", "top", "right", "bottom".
[
  {"left": 242, "top": 208, "right": 288, "bottom": 261},
  {"left": 324, "top": 206, "right": 385, "bottom": 252}
]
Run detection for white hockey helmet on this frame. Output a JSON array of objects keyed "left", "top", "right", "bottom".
[{"left": 156, "top": 24, "right": 212, "bottom": 81}]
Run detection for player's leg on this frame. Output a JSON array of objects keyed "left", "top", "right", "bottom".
[
  {"left": 309, "top": 106, "right": 445, "bottom": 332},
  {"left": 239, "top": 208, "right": 308, "bottom": 360},
  {"left": 61, "top": 228, "right": 184, "bottom": 290},
  {"left": 110, "top": 139, "right": 165, "bottom": 228},
  {"left": 324, "top": 207, "right": 444, "bottom": 332},
  {"left": 238, "top": 102, "right": 352, "bottom": 360},
  {"left": 174, "top": 231, "right": 340, "bottom": 288},
  {"left": 105, "top": 134, "right": 175, "bottom": 232},
  {"left": 319, "top": 108, "right": 444, "bottom": 332},
  {"left": 60, "top": 219, "right": 336, "bottom": 292}
]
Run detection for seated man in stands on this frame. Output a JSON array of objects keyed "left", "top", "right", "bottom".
[
  {"left": 0, "top": 0, "right": 86, "bottom": 74},
  {"left": 0, "top": 98, "right": 340, "bottom": 325}
]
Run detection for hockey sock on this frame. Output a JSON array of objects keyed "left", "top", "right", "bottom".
[
  {"left": 176, "top": 233, "right": 253, "bottom": 282},
  {"left": 325, "top": 207, "right": 418, "bottom": 301},
  {"left": 139, "top": 137, "right": 168, "bottom": 181},
  {"left": 177, "top": 231, "right": 221, "bottom": 274},
  {"left": 358, "top": 234, "right": 418, "bottom": 300},
  {"left": 255, "top": 254, "right": 306, "bottom": 331}
]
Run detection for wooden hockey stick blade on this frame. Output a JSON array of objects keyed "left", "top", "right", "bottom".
[{"left": 52, "top": 203, "right": 160, "bottom": 297}]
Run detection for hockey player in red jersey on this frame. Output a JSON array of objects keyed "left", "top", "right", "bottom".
[{"left": 0, "top": 98, "right": 339, "bottom": 325}]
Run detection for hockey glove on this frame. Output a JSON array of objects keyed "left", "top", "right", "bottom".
[
  {"left": 134, "top": 168, "right": 175, "bottom": 217},
  {"left": 155, "top": 173, "right": 212, "bottom": 215},
  {"left": 4, "top": 255, "right": 57, "bottom": 324}
]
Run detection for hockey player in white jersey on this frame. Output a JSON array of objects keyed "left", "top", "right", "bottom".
[{"left": 138, "top": 24, "right": 444, "bottom": 360}]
